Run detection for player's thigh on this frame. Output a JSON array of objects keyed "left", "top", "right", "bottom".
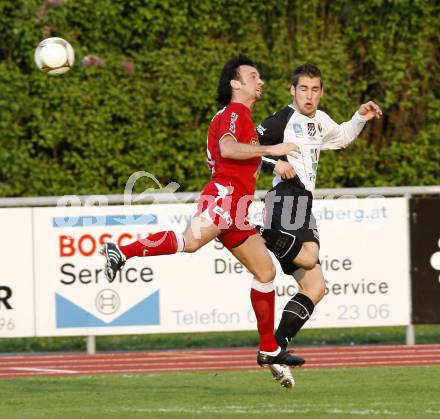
[
  {"left": 183, "top": 216, "right": 221, "bottom": 252},
  {"left": 293, "top": 264, "right": 325, "bottom": 304},
  {"left": 230, "top": 234, "right": 275, "bottom": 283},
  {"left": 294, "top": 241, "right": 319, "bottom": 270}
]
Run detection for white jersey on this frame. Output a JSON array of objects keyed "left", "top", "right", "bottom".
[{"left": 257, "top": 105, "right": 369, "bottom": 194}]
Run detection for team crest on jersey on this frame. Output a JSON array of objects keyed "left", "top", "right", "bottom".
[
  {"left": 229, "top": 112, "right": 239, "bottom": 133},
  {"left": 250, "top": 137, "right": 259, "bottom": 145},
  {"left": 293, "top": 124, "right": 303, "bottom": 137},
  {"left": 307, "top": 123, "right": 316, "bottom": 137},
  {"left": 318, "top": 123, "right": 322, "bottom": 134}
]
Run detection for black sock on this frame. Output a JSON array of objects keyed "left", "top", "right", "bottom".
[
  {"left": 275, "top": 293, "right": 315, "bottom": 349},
  {"left": 255, "top": 225, "right": 303, "bottom": 262}
]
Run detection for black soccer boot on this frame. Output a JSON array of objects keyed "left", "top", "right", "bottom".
[
  {"left": 101, "top": 242, "right": 126, "bottom": 281},
  {"left": 257, "top": 349, "right": 305, "bottom": 367}
]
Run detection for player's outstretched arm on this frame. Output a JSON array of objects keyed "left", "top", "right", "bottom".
[
  {"left": 220, "top": 135, "right": 300, "bottom": 160},
  {"left": 321, "top": 101, "right": 383, "bottom": 150},
  {"left": 358, "top": 101, "right": 383, "bottom": 120}
]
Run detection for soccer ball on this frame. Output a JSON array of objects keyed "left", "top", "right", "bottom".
[{"left": 34, "top": 37, "right": 75, "bottom": 75}]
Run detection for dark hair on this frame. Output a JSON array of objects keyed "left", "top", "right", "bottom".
[
  {"left": 291, "top": 63, "right": 323, "bottom": 88},
  {"left": 216, "top": 55, "right": 255, "bottom": 107}
]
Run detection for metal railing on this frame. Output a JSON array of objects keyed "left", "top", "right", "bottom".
[{"left": 0, "top": 185, "right": 439, "bottom": 208}]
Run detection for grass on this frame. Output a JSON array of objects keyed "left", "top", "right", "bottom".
[
  {"left": 0, "top": 366, "right": 439, "bottom": 418},
  {"left": 0, "top": 325, "right": 439, "bottom": 353}
]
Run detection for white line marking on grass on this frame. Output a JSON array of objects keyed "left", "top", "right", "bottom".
[
  {"left": 11, "top": 367, "right": 78, "bottom": 374},
  {"left": 326, "top": 408, "right": 399, "bottom": 416},
  {"left": 62, "top": 365, "right": 258, "bottom": 374},
  {"left": 104, "top": 406, "right": 400, "bottom": 416}
]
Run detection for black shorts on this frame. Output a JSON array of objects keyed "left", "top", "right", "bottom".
[{"left": 264, "top": 180, "right": 320, "bottom": 275}]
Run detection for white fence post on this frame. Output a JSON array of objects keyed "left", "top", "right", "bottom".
[
  {"left": 406, "top": 324, "right": 415, "bottom": 345},
  {"left": 86, "top": 335, "right": 96, "bottom": 354},
  {"left": 404, "top": 193, "right": 415, "bottom": 345}
]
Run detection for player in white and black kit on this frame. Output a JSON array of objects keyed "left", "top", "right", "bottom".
[{"left": 256, "top": 63, "right": 382, "bottom": 388}]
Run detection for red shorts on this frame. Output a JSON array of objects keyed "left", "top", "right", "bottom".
[{"left": 195, "top": 180, "right": 257, "bottom": 250}]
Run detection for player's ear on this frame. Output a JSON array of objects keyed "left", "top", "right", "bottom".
[
  {"left": 230, "top": 79, "right": 241, "bottom": 91},
  {"left": 290, "top": 85, "right": 295, "bottom": 97},
  {"left": 320, "top": 87, "right": 324, "bottom": 98}
]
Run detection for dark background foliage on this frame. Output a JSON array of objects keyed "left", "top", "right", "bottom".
[{"left": 0, "top": 0, "right": 438, "bottom": 197}]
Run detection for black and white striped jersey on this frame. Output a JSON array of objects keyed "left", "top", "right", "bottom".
[{"left": 257, "top": 105, "right": 369, "bottom": 194}]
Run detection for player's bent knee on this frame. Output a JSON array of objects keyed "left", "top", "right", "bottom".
[
  {"left": 300, "top": 255, "right": 318, "bottom": 270},
  {"left": 254, "top": 264, "right": 276, "bottom": 284},
  {"left": 294, "top": 242, "right": 319, "bottom": 270}
]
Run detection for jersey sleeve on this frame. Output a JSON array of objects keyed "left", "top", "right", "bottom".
[
  {"left": 217, "top": 107, "right": 245, "bottom": 144},
  {"left": 257, "top": 106, "right": 294, "bottom": 169},
  {"left": 321, "top": 111, "right": 369, "bottom": 150}
]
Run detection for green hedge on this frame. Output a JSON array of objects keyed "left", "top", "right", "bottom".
[{"left": 0, "top": 0, "right": 438, "bottom": 197}]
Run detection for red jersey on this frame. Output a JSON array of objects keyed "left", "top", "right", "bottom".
[{"left": 206, "top": 102, "right": 261, "bottom": 195}]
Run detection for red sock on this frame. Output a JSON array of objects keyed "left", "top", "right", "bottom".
[
  {"left": 119, "top": 231, "right": 183, "bottom": 260},
  {"left": 250, "top": 287, "right": 279, "bottom": 352}
]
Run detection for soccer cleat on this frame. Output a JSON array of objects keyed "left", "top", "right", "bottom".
[
  {"left": 268, "top": 364, "right": 295, "bottom": 388},
  {"left": 101, "top": 242, "right": 126, "bottom": 281},
  {"left": 257, "top": 349, "right": 305, "bottom": 367}
]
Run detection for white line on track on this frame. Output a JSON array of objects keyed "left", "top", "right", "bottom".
[{"left": 11, "top": 367, "right": 78, "bottom": 374}]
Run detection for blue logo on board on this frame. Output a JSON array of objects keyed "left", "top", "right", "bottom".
[
  {"left": 52, "top": 214, "right": 158, "bottom": 228},
  {"left": 55, "top": 290, "right": 160, "bottom": 328}
]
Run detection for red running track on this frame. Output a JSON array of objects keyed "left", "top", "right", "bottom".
[{"left": 0, "top": 344, "right": 439, "bottom": 379}]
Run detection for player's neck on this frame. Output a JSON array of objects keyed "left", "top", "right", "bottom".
[
  {"left": 291, "top": 103, "right": 317, "bottom": 118},
  {"left": 231, "top": 95, "right": 255, "bottom": 111}
]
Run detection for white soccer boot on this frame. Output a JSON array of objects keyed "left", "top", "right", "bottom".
[{"left": 268, "top": 364, "right": 295, "bottom": 388}]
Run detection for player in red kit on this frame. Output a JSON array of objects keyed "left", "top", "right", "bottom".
[{"left": 101, "top": 56, "right": 303, "bottom": 367}]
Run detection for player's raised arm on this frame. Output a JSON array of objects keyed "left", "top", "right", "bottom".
[
  {"left": 321, "top": 101, "right": 383, "bottom": 151},
  {"left": 220, "top": 135, "right": 300, "bottom": 160}
]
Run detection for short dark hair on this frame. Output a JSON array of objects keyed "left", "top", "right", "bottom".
[
  {"left": 216, "top": 55, "right": 255, "bottom": 107},
  {"left": 291, "top": 63, "right": 323, "bottom": 88}
]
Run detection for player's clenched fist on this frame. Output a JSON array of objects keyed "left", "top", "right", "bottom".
[
  {"left": 358, "top": 101, "right": 382, "bottom": 120},
  {"left": 274, "top": 160, "right": 296, "bottom": 180}
]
